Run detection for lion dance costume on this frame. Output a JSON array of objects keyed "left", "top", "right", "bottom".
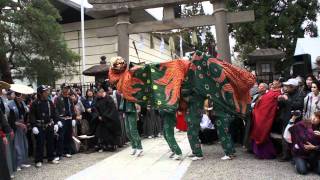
[{"left": 108, "top": 51, "right": 255, "bottom": 159}]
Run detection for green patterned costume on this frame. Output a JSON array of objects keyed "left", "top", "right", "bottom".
[
  {"left": 182, "top": 51, "right": 254, "bottom": 156},
  {"left": 110, "top": 52, "right": 255, "bottom": 158}
]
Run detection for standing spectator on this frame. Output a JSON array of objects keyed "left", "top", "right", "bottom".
[
  {"left": 70, "top": 92, "right": 86, "bottom": 135},
  {"left": 303, "top": 75, "right": 317, "bottom": 95},
  {"left": 1, "top": 84, "right": 15, "bottom": 178},
  {"left": 82, "top": 89, "right": 95, "bottom": 135},
  {"left": 8, "top": 92, "right": 31, "bottom": 171},
  {"left": 30, "top": 85, "right": 59, "bottom": 168},
  {"left": 110, "top": 88, "right": 127, "bottom": 147},
  {"left": 277, "top": 78, "right": 305, "bottom": 161},
  {"left": 0, "top": 109, "right": 11, "bottom": 180},
  {"left": 92, "top": 86, "right": 121, "bottom": 152},
  {"left": 243, "top": 83, "right": 269, "bottom": 150},
  {"left": 303, "top": 81, "right": 320, "bottom": 119},
  {"left": 143, "top": 105, "right": 162, "bottom": 138},
  {"left": 0, "top": 86, "right": 10, "bottom": 119},
  {"left": 0, "top": 81, "right": 14, "bottom": 179},
  {"left": 55, "top": 85, "right": 75, "bottom": 159},
  {"left": 250, "top": 80, "right": 281, "bottom": 159}
]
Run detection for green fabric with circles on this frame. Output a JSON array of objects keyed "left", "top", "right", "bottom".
[{"left": 181, "top": 50, "right": 236, "bottom": 155}]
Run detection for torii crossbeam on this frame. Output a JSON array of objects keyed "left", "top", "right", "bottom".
[{"left": 88, "top": 0, "right": 255, "bottom": 63}]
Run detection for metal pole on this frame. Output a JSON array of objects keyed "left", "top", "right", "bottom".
[
  {"left": 81, "top": 0, "right": 86, "bottom": 86},
  {"left": 132, "top": 41, "right": 141, "bottom": 63}
]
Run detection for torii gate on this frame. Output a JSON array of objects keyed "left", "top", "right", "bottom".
[{"left": 88, "top": 0, "right": 255, "bottom": 63}]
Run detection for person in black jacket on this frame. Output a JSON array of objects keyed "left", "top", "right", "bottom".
[
  {"left": 54, "top": 85, "right": 76, "bottom": 159},
  {"left": 92, "top": 86, "right": 121, "bottom": 152},
  {"left": 82, "top": 89, "right": 95, "bottom": 135},
  {"left": 278, "top": 78, "right": 305, "bottom": 161},
  {"left": 30, "top": 85, "right": 59, "bottom": 168}
]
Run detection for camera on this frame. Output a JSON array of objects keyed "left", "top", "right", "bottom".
[{"left": 291, "top": 110, "right": 301, "bottom": 117}]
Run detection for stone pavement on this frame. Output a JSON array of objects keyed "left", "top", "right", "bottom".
[
  {"left": 67, "top": 132, "right": 192, "bottom": 180},
  {"left": 15, "top": 131, "right": 319, "bottom": 180}
]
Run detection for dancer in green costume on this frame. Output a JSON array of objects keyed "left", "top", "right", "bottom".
[
  {"left": 109, "top": 53, "right": 255, "bottom": 161},
  {"left": 120, "top": 100, "right": 143, "bottom": 156}
]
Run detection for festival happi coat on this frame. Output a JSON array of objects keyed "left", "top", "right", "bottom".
[{"left": 108, "top": 51, "right": 256, "bottom": 117}]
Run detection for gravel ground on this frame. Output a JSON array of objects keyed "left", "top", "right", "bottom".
[
  {"left": 183, "top": 143, "right": 319, "bottom": 180},
  {"left": 13, "top": 146, "right": 127, "bottom": 180},
  {"left": 12, "top": 140, "right": 319, "bottom": 180}
]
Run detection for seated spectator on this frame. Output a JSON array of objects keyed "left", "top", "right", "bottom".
[
  {"left": 199, "top": 100, "right": 217, "bottom": 145},
  {"left": 284, "top": 111, "right": 320, "bottom": 175}
]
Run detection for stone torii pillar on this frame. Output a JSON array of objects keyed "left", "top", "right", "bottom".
[
  {"left": 212, "top": 0, "right": 231, "bottom": 62},
  {"left": 116, "top": 9, "right": 130, "bottom": 62}
]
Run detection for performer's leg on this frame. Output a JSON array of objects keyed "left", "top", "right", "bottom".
[
  {"left": 162, "top": 111, "right": 182, "bottom": 155},
  {"left": 186, "top": 100, "right": 203, "bottom": 157},
  {"left": 215, "top": 114, "right": 235, "bottom": 156},
  {"left": 125, "top": 113, "right": 134, "bottom": 149},
  {"left": 126, "top": 112, "right": 142, "bottom": 150}
]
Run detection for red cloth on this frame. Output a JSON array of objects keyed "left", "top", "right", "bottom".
[
  {"left": 251, "top": 89, "right": 281, "bottom": 144},
  {"left": 0, "top": 130, "right": 5, "bottom": 138},
  {"left": 176, "top": 112, "right": 187, "bottom": 131}
]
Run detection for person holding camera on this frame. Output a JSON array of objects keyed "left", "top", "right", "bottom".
[
  {"left": 283, "top": 111, "right": 320, "bottom": 175},
  {"left": 277, "top": 78, "right": 305, "bottom": 161}
]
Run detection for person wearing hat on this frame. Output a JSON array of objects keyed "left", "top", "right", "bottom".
[
  {"left": 277, "top": 78, "right": 305, "bottom": 161},
  {"left": 30, "top": 85, "right": 59, "bottom": 167},
  {"left": 54, "top": 85, "right": 75, "bottom": 159},
  {"left": 92, "top": 85, "right": 121, "bottom": 152},
  {"left": 8, "top": 90, "right": 31, "bottom": 171}
]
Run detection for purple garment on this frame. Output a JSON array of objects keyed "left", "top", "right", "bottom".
[
  {"left": 252, "top": 138, "right": 276, "bottom": 159},
  {"left": 289, "top": 121, "right": 320, "bottom": 158}
]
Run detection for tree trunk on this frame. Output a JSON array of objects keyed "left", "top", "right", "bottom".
[
  {"left": 0, "top": 54, "right": 13, "bottom": 84},
  {"left": 0, "top": 33, "right": 13, "bottom": 83}
]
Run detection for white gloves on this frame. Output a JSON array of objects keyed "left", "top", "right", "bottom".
[
  {"left": 72, "top": 120, "right": 76, "bottom": 127},
  {"left": 54, "top": 125, "right": 59, "bottom": 133},
  {"left": 57, "top": 121, "right": 63, "bottom": 128},
  {"left": 32, "top": 127, "right": 39, "bottom": 135}
]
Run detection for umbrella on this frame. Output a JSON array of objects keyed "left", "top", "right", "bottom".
[
  {"left": 10, "top": 84, "right": 35, "bottom": 95},
  {"left": 0, "top": 81, "right": 10, "bottom": 89}
]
